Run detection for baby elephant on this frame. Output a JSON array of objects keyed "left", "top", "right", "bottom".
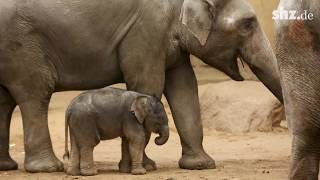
[{"left": 63, "top": 87, "right": 169, "bottom": 176}]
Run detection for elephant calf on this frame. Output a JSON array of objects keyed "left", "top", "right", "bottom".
[{"left": 63, "top": 87, "right": 169, "bottom": 176}]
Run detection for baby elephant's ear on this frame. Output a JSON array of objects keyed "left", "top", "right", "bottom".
[{"left": 130, "top": 96, "right": 149, "bottom": 124}]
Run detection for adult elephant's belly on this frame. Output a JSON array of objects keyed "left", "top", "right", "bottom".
[{"left": 54, "top": 51, "right": 124, "bottom": 92}]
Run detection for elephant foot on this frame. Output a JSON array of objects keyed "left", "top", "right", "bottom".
[
  {"left": 119, "top": 157, "right": 156, "bottom": 173},
  {"left": 131, "top": 167, "right": 146, "bottom": 175},
  {"left": 80, "top": 167, "right": 97, "bottom": 176},
  {"left": 66, "top": 165, "right": 80, "bottom": 176},
  {"left": 289, "top": 156, "right": 319, "bottom": 180},
  {"left": 24, "top": 154, "right": 63, "bottom": 173},
  {"left": 66, "top": 168, "right": 81, "bottom": 176},
  {"left": 118, "top": 159, "right": 131, "bottom": 173},
  {"left": 143, "top": 156, "right": 157, "bottom": 171},
  {"left": 0, "top": 156, "right": 18, "bottom": 171},
  {"left": 179, "top": 151, "right": 216, "bottom": 170}
]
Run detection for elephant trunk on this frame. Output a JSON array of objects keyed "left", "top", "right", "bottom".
[
  {"left": 154, "top": 125, "right": 169, "bottom": 145},
  {"left": 240, "top": 26, "right": 283, "bottom": 103}
]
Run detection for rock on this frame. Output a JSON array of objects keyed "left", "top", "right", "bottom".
[{"left": 198, "top": 81, "right": 285, "bottom": 133}]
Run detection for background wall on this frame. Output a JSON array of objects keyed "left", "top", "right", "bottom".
[{"left": 248, "top": 0, "right": 280, "bottom": 45}]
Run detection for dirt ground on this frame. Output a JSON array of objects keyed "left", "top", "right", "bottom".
[{"left": 0, "top": 87, "right": 292, "bottom": 180}]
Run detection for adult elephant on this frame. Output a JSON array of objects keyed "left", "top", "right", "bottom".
[
  {"left": 0, "top": 0, "right": 282, "bottom": 172},
  {"left": 276, "top": 0, "right": 320, "bottom": 179}
]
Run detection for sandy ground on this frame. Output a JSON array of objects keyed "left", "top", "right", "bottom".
[{"left": 0, "top": 88, "right": 292, "bottom": 180}]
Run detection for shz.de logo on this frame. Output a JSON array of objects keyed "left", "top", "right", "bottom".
[{"left": 273, "top": 8, "right": 314, "bottom": 21}]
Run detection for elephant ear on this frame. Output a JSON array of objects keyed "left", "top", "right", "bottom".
[
  {"left": 130, "top": 96, "right": 150, "bottom": 124},
  {"left": 180, "top": 0, "right": 213, "bottom": 46}
]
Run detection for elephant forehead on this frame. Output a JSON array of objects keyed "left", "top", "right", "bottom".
[{"left": 288, "top": 20, "right": 313, "bottom": 48}]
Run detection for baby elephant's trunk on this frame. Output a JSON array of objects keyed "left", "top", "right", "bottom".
[{"left": 155, "top": 125, "right": 169, "bottom": 145}]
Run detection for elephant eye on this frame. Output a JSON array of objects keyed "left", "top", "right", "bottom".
[
  {"left": 238, "top": 16, "right": 257, "bottom": 36},
  {"left": 130, "top": 111, "right": 135, "bottom": 115}
]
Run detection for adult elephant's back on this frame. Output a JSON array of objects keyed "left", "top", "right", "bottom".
[{"left": 0, "top": 0, "right": 143, "bottom": 91}]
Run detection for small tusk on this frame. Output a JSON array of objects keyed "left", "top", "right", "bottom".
[
  {"left": 239, "top": 57, "right": 245, "bottom": 69},
  {"left": 9, "top": 144, "right": 16, "bottom": 147}
]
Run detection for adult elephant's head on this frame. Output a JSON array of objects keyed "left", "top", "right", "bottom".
[{"left": 178, "top": 0, "right": 283, "bottom": 102}]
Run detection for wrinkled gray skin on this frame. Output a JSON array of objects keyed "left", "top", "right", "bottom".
[
  {"left": 276, "top": 0, "right": 320, "bottom": 180},
  {"left": 0, "top": 0, "right": 282, "bottom": 172},
  {"left": 63, "top": 87, "right": 169, "bottom": 176}
]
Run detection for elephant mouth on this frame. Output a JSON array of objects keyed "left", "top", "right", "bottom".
[
  {"left": 222, "top": 57, "right": 245, "bottom": 81},
  {"left": 203, "top": 53, "right": 245, "bottom": 82},
  {"left": 228, "top": 70, "right": 245, "bottom": 81}
]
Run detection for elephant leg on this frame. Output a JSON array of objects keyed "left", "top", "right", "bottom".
[
  {"left": 119, "top": 137, "right": 131, "bottom": 173},
  {"left": 17, "top": 97, "right": 63, "bottom": 172},
  {"left": 289, "top": 134, "right": 320, "bottom": 180},
  {"left": 79, "top": 146, "right": 97, "bottom": 176},
  {"left": 164, "top": 61, "right": 216, "bottom": 170},
  {"left": 3, "top": 35, "right": 63, "bottom": 172},
  {"left": 119, "top": 31, "right": 166, "bottom": 172},
  {"left": 128, "top": 138, "right": 146, "bottom": 175},
  {"left": 119, "top": 135, "right": 155, "bottom": 173},
  {"left": 0, "top": 86, "right": 17, "bottom": 171},
  {"left": 66, "top": 134, "right": 80, "bottom": 176},
  {"left": 10, "top": 78, "right": 63, "bottom": 172},
  {"left": 142, "top": 132, "right": 156, "bottom": 171},
  {"left": 279, "top": 67, "right": 320, "bottom": 179}
]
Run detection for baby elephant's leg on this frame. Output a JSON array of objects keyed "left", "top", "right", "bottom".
[
  {"left": 80, "top": 146, "right": 97, "bottom": 176},
  {"left": 119, "top": 136, "right": 156, "bottom": 173},
  {"left": 119, "top": 137, "right": 131, "bottom": 173},
  {"left": 66, "top": 135, "right": 80, "bottom": 175},
  {"left": 129, "top": 139, "right": 146, "bottom": 175}
]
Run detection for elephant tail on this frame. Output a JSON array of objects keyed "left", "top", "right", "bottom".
[{"left": 63, "top": 108, "right": 71, "bottom": 163}]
